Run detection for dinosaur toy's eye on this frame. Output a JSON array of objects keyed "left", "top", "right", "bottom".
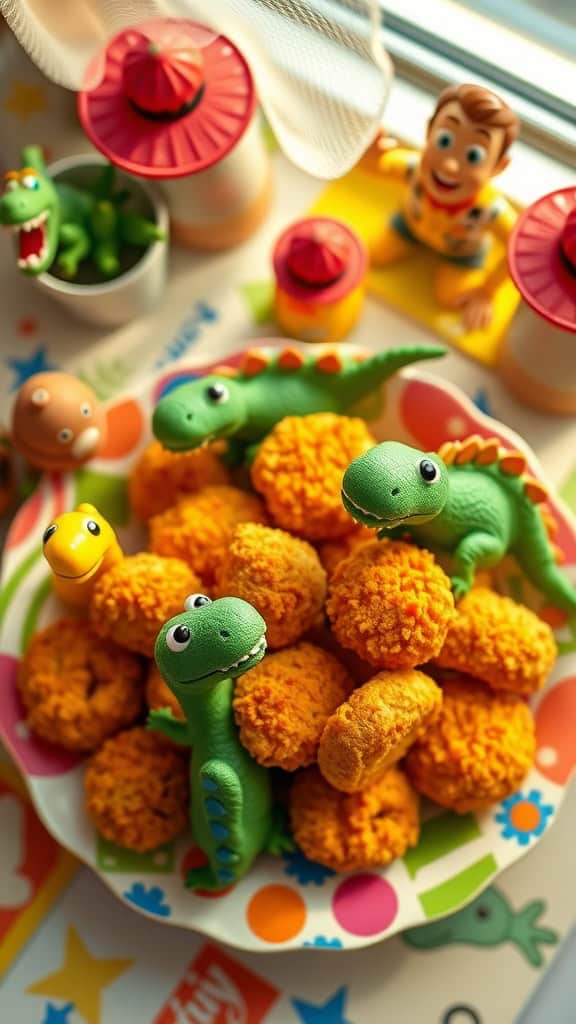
[
  {"left": 206, "top": 383, "right": 229, "bottom": 404},
  {"left": 58, "top": 428, "right": 74, "bottom": 444},
  {"left": 42, "top": 523, "right": 57, "bottom": 544},
  {"left": 85, "top": 520, "right": 101, "bottom": 536},
  {"left": 166, "top": 623, "right": 192, "bottom": 652},
  {"left": 419, "top": 459, "right": 439, "bottom": 483},
  {"left": 81, "top": 403, "right": 92, "bottom": 417},
  {"left": 21, "top": 174, "right": 39, "bottom": 190},
  {"left": 184, "top": 593, "right": 212, "bottom": 611}
]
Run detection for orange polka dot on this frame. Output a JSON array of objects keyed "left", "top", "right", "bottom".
[
  {"left": 246, "top": 884, "right": 307, "bottom": 943},
  {"left": 510, "top": 800, "right": 541, "bottom": 832},
  {"left": 98, "top": 399, "right": 144, "bottom": 460}
]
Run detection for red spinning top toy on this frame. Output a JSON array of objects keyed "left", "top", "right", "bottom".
[
  {"left": 78, "top": 18, "right": 272, "bottom": 250},
  {"left": 501, "top": 187, "right": 576, "bottom": 415}
]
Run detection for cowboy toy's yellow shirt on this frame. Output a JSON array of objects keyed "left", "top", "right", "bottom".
[{"left": 379, "top": 148, "right": 516, "bottom": 262}]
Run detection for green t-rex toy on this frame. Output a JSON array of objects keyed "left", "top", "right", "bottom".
[
  {"left": 0, "top": 145, "right": 164, "bottom": 279},
  {"left": 341, "top": 435, "right": 576, "bottom": 611},
  {"left": 149, "top": 593, "right": 292, "bottom": 891},
  {"left": 403, "top": 887, "right": 558, "bottom": 968},
  {"left": 152, "top": 343, "right": 446, "bottom": 461}
]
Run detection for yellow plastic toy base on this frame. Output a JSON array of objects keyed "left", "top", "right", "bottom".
[
  {"left": 309, "top": 163, "right": 521, "bottom": 367},
  {"left": 274, "top": 283, "right": 365, "bottom": 343}
]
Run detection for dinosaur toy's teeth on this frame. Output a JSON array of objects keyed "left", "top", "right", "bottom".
[
  {"left": 221, "top": 635, "right": 266, "bottom": 672},
  {"left": 17, "top": 210, "right": 48, "bottom": 268},
  {"left": 20, "top": 211, "right": 48, "bottom": 231}
]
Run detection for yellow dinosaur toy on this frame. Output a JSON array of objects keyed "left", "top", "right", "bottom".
[{"left": 42, "top": 503, "right": 123, "bottom": 608}]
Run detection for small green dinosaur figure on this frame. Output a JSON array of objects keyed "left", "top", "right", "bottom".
[
  {"left": 403, "top": 887, "right": 558, "bottom": 967},
  {"left": 0, "top": 145, "right": 164, "bottom": 279},
  {"left": 341, "top": 435, "right": 576, "bottom": 611},
  {"left": 149, "top": 593, "right": 292, "bottom": 891},
  {"left": 152, "top": 343, "right": 446, "bottom": 460}
]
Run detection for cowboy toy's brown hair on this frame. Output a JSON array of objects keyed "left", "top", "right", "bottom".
[{"left": 429, "top": 83, "right": 519, "bottom": 158}]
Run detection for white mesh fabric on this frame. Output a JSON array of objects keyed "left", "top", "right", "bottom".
[{"left": 0, "top": 0, "right": 393, "bottom": 178}]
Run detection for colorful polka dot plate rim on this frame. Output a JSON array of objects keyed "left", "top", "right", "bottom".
[{"left": 1, "top": 343, "right": 575, "bottom": 951}]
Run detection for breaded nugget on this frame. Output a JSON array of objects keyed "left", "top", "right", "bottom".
[
  {"left": 84, "top": 727, "right": 189, "bottom": 852},
  {"left": 216, "top": 523, "right": 326, "bottom": 648},
  {"left": 17, "top": 619, "right": 143, "bottom": 752},
  {"left": 233, "top": 642, "right": 353, "bottom": 770},
  {"left": 406, "top": 675, "right": 536, "bottom": 813},
  {"left": 149, "top": 485, "right": 268, "bottom": 588},
  {"left": 316, "top": 524, "right": 373, "bottom": 578},
  {"left": 318, "top": 669, "right": 442, "bottom": 792},
  {"left": 129, "top": 439, "right": 230, "bottom": 521},
  {"left": 90, "top": 553, "right": 200, "bottom": 657},
  {"left": 290, "top": 765, "right": 419, "bottom": 872},
  {"left": 251, "top": 413, "right": 376, "bottom": 541},
  {"left": 435, "top": 587, "right": 557, "bottom": 696},
  {"left": 326, "top": 540, "right": 454, "bottom": 669},
  {"left": 145, "top": 661, "right": 184, "bottom": 722}
]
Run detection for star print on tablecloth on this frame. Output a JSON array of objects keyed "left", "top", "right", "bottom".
[
  {"left": 292, "top": 986, "right": 351, "bottom": 1024},
  {"left": 7, "top": 345, "right": 56, "bottom": 389},
  {"left": 4, "top": 81, "right": 48, "bottom": 120},
  {"left": 41, "top": 1002, "right": 74, "bottom": 1024},
  {"left": 27, "top": 926, "right": 132, "bottom": 1024}
]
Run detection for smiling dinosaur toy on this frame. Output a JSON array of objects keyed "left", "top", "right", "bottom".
[
  {"left": 342, "top": 435, "right": 576, "bottom": 611},
  {"left": 150, "top": 594, "right": 292, "bottom": 891},
  {"left": 152, "top": 343, "right": 445, "bottom": 462},
  {"left": 0, "top": 145, "right": 163, "bottom": 278}
]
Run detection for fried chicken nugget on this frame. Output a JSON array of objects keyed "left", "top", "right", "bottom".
[
  {"left": 318, "top": 669, "right": 442, "bottom": 792},
  {"left": 406, "top": 675, "right": 536, "bottom": 813},
  {"left": 216, "top": 523, "right": 327, "bottom": 648},
  {"left": 146, "top": 662, "right": 184, "bottom": 722},
  {"left": 149, "top": 485, "right": 268, "bottom": 588},
  {"left": 17, "top": 620, "right": 143, "bottom": 751},
  {"left": 435, "top": 588, "right": 557, "bottom": 696},
  {"left": 129, "top": 439, "right": 230, "bottom": 521},
  {"left": 84, "top": 727, "right": 189, "bottom": 852},
  {"left": 90, "top": 553, "right": 200, "bottom": 657},
  {"left": 251, "top": 413, "right": 376, "bottom": 541},
  {"left": 290, "top": 765, "right": 419, "bottom": 872},
  {"left": 326, "top": 540, "right": 455, "bottom": 669},
  {"left": 316, "top": 524, "right": 373, "bottom": 578},
  {"left": 233, "top": 642, "right": 354, "bottom": 770}
]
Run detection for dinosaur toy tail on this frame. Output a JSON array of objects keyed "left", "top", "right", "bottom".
[
  {"left": 373, "top": 343, "right": 446, "bottom": 378},
  {"left": 515, "top": 542, "right": 576, "bottom": 614},
  {"left": 341, "top": 343, "right": 446, "bottom": 405}
]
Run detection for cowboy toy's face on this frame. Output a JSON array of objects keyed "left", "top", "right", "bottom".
[{"left": 420, "top": 99, "right": 508, "bottom": 205}]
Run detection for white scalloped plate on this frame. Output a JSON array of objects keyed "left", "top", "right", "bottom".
[{"left": 1, "top": 344, "right": 575, "bottom": 951}]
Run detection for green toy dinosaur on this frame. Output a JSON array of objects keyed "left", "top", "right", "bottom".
[
  {"left": 341, "top": 435, "right": 576, "bottom": 611},
  {"left": 0, "top": 145, "right": 164, "bottom": 279},
  {"left": 149, "top": 593, "right": 292, "bottom": 891},
  {"left": 403, "top": 887, "right": 558, "bottom": 967},
  {"left": 152, "top": 343, "right": 446, "bottom": 461}
]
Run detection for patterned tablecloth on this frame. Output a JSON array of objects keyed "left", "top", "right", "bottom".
[{"left": 0, "top": 29, "right": 575, "bottom": 1024}]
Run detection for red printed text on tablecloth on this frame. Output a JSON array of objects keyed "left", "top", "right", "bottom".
[{"left": 153, "top": 942, "right": 280, "bottom": 1024}]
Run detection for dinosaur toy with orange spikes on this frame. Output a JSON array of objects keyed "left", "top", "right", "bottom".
[
  {"left": 341, "top": 436, "right": 576, "bottom": 611},
  {"left": 152, "top": 343, "right": 445, "bottom": 462}
]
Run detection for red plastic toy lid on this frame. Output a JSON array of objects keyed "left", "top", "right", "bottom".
[
  {"left": 508, "top": 187, "right": 576, "bottom": 334},
  {"left": 78, "top": 18, "right": 256, "bottom": 179},
  {"left": 273, "top": 217, "right": 367, "bottom": 305}
]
